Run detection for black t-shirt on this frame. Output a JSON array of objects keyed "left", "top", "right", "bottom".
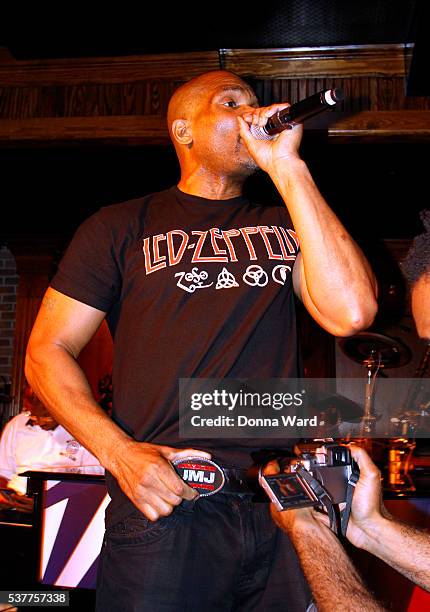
[{"left": 51, "top": 186, "right": 301, "bottom": 522}]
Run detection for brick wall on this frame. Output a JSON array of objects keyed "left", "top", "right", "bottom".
[{"left": 0, "top": 246, "right": 18, "bottom": 383}]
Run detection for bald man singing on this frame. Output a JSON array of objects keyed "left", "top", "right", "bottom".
[{"left": 26, "top": 71, "right": 377, "bottom": 611}]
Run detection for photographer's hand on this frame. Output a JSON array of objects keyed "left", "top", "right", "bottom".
[
  {"left": 344, "top": 445, "right": 430, "bottom": 591},
  {"left": 264, "top": 460, "right": 385, "bottom": 611},
  {"left": 345, "top": 445, "right": 389, "bottom": 549},
  {"left": 264, "top": 459, "right": 321, "bottom": 534}
]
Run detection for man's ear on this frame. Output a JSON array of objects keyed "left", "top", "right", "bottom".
[{"left": 171, "top": 119, "right": 193, "bottom": 146}]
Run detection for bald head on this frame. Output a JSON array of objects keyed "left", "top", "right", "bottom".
[
  {"left": 168, "top": 71, "right": 239, "bottom": 126},
  {"left": 167, "top": 71, "right": 254, "bottom": 145},
  {"left": 167, "top": 70, "right": 259, "bottom": 183}
]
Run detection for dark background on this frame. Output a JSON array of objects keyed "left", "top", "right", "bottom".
[
  {"left": 1, "top": 142, "right": 428, "bottom": 250},
  {"left": 2, "top": 1, "right": 422, "bottom": 58}
]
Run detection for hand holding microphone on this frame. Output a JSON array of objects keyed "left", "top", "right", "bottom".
[
  {"left": 237, "top": 88, "right": 344, "bottom": 172},
  {"left": 249, "top": 88, "right": 343, "bottom": 140}
]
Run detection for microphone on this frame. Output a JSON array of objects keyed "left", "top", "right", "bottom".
[{"left": 250, "top": 88, "right": 344, "bottom": 140}]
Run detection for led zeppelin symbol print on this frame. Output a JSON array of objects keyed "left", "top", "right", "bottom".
[{"left": 142, "top": 225, "right": 299, "bottom": 293}]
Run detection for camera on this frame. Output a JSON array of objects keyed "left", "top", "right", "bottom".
[{"left": 258, "top": 442, "right": 358, "bottom": 512}]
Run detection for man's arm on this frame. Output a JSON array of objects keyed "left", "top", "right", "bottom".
[
  {"left": 25, "top": 287, "right": 207, "bottom": 521},
  {"left": 345, "top": 446, "right": 430, "bottom": 592},
  {"left": 238, "top": 111, "right": 378, "bottom": 337}
]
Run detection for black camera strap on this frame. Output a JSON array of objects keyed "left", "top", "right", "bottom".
[
  {"left": 295, "top": 464, "right": 359, "bottom": 537},
  {"left": 295, "top": 465, "right": 340, "bottom": 535},
  {"left": 340, "top": 464, "right": 360, "bottom": 537}
]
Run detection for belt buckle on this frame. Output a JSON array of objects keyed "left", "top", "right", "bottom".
[{"left": 172, "top": 457, "right": 225, "bottom": 497}]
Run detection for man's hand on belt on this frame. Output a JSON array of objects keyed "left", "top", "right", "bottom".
[{"left": 109, "top": 440, "right": 211, "bottom": 521}]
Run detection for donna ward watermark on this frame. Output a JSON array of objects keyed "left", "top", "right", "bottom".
[{"left": 178, "top": 377, "right": 430, "bottom": 439}]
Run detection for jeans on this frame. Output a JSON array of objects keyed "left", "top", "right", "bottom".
[{"left": 96, "top": 494, "right": 311, "bottom": 612}]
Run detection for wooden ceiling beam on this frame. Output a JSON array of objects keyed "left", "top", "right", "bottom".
[
  {"left": 221, "top": 45, "right": 413, "bottom": 78},
  {"left": 0, "top": 45, "right": 413, "bottom": 87},
  {"left": 0, "top": 115, "right": 168, "bottom": 145},
  {"left": 0, "top": 51, "right": 220, "bottom": 86}
]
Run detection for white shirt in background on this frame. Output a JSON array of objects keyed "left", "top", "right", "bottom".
[{"left": 0, "top": 411, "right": 103, "bottom": 494}]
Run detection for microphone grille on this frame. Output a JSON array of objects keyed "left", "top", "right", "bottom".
[{"left": 249, "top": 123, "right": 276, "bottom": 141}]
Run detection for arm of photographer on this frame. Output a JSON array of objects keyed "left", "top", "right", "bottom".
[
  {"left": 264, "top": 461, "right": 385, "bottom": 612},
  {"left": 344, "top": 445, "right": 430, "bottom": 592}
]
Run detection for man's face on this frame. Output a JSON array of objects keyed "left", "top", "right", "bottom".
[
  {"left": 411, "top": 275, "right": 430, "bottom": 341},
  {"left": 24, "top": 391, "right": 58, "bottom": 430},
  {"left": 189, "top": 73, "right": 260, "bottom": 176},
  {"left": 28, "top": 413, "right": 58, "bottom": 430}
]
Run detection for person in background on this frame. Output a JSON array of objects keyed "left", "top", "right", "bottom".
[
  {"left": 0, "top": 384, "right": 102, "bottom": 512},
  {"left": 402, "top": 209, "right": 430, "bottom": 345}
]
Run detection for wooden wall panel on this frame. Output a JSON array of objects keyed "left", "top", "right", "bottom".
[
  {"left": 0, "top": 45, "right": 428, "bottom": 143},
  {"left": 1, "top": 78, "right": 428, "bottom": 121},
  {"left": 0, "top": 82, "right": 188, "bottom": 119},
  {"left": 252, "top": 76, "right": 430, "bottom": 111}
]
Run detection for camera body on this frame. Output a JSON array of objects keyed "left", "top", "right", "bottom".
[{"left": 259, "top": 442, "right": 356, "bottom": 511}]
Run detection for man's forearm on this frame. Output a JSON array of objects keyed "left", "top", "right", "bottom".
[
  {"left": 269, "top": 159, "right": 377, "bottom": 335},
  {"left": 288, "top": 522, "right": 384, "bottom": 611},
  {"left": 25, "top": 344, "right": 132, "bottom": 474},
  {"left": 358, "top": 515, "right": 430, "bottom": 591}
]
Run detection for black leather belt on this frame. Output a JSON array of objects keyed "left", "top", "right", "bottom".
[
  {"left": 219, "top": 467, "right": 254, "bottom": 495},
  {"left": 172, "top": 456, "right": 257, "bottom": 497}
]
